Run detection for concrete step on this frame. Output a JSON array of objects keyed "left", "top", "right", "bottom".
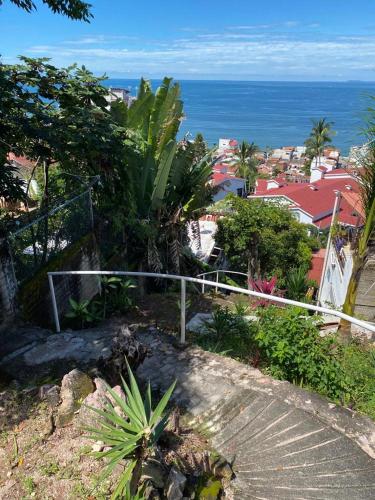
[{"left": 135, "top": 331, "right": 375, "bottom": 500}]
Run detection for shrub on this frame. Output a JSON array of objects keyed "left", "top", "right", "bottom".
[
  {"left": 86, "top": 361, "right": 175, "bottom": 499},
  {"left": 255, "top": 306, "right": 347, "bottom": 400},
  {"left": 197, "top": 306, "right": 258, "bottom": 361},
  {"left": 285, "top": 267, "right": 310, "bottom": 301},
  {"left": 65, "top": 298, "right": 99, "bottom": 329},
  {"left": 340, "top": 341, "right": 375, "bottom": 418}
]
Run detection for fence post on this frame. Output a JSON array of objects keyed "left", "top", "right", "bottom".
[
  {"left": 180, "top": 278, "right": 186, "bottom": 344},
  {"left": 202, "top": 278, "right": 205, "bottom": 294},
  {"left": 48, "top": 274, "right": 61, "bottom": 333},
  {"left": 215, "top": 271, "right": 219, "bottom": 293}
]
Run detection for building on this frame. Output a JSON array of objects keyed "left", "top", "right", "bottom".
[
  {"left": 211, "top": 173, "right": 246, "bottom": 201},
  {"left": 105, "top": 87, "right": 136, "bottom": 107},
  {"left": 1, "top": 154, "right": 39, "bottom": 210},
  {"left": 252, "top": 177, "right": 363, "bottom": 229}
]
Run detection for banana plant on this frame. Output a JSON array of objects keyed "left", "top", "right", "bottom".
[
  {"left": 118, "top": 77, "right": 214, "bottom": 275},
  {"left": 86, "top": 361, "right": 176, "bottom": 499}
]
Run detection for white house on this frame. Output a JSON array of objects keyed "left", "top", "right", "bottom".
[
  {"left": 319, "top": 240, "right": 354, "bottom": 309},
  {"left": 212, "top": 173, "right": 246, "bottom": 201}
]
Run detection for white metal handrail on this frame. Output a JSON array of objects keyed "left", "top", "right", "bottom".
[
  {"left": 196, "top": 269, "right": 249, "bottom": 293},
  {"left": 47, "top": 270, "right": 375, "bottom": 342}
]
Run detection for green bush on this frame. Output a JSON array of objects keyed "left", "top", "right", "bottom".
[
  {"left": 340, "top": 342, "right": 375, "bottom": 419},
  {"left": 256, "top": 306, "right": 347, "bottom": 400},
  {"left": 196, "top": 306, "right": 258, "bottom": 361},
  {"left": 193, "top": 304, "right": 375, "bottom": 419}
]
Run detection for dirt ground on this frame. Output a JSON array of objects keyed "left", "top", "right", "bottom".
[
  {"left": 0, "top": 389, "right": 110, "bottom": 500},
  {"left": 0, "top": 388, "right": 213, "bottom": 500}
]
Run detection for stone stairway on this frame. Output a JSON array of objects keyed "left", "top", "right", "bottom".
[{"left": 136, "top": 330, "right": 375, "bottom": 500}]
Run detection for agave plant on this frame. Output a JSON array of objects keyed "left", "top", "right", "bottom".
[{"left": 86, "top": 361, "right": 176, "bottom": 499}]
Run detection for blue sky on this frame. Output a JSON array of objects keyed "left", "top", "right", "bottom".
[{"left": 1, "top": 0, "right": 375, "bottom": 80}]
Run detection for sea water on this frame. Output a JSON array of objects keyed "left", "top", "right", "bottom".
[{"left": 106, "top": 79, "right": 375, "bottom": 155}]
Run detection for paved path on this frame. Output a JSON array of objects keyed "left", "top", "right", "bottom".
[{"left": 136, "top": 330, "right": 375, "bottom": 500}]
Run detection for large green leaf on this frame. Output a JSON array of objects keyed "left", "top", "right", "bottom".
[{"left": 151, "top": 140, "right": 177, "bottom": 210}]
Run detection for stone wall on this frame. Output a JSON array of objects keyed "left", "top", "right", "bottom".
[
  {"left": 2, "top": 232, "right": 101, "bottom": 329},
  {"left": 355, "top": 237, "right": 375, "bottom": 322}
]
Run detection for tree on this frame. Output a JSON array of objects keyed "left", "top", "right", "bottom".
[
  {"left": 192, "top": 132, "right": 208, "bottom": 162},
  {"left": 305, "top": 118, "right": 334, "bottom": 169},
  {"left": 113, "top": 78, "right": 214, "bottom": 274},
  {"left": 0, "top": 0, "right": 92, "bottom": 21},
  {"left": 216, "top": 196, "right": 316, "bottom": 280},
  {"left": 340, "top": 111, "right": 375, "bottom": 339},
  {"left": 234, "top": 140, "right": 260, "bottom": 193},
  {"left": 0, "top": 57, "right": 128, "bottom": 261}
]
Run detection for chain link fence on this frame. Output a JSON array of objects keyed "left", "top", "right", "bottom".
[{"left": 7, "top": 190, "right": 93, "bottom": 283}]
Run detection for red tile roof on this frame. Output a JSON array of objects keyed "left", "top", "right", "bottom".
[
  {"left": 324, "top": 168, "right": 351, "bottom": 176},
  {"left": 308, "top": 249, "right": 326, "bottom": 285},
  {"left": 7, "top": 153, "right": 35, "bottom": 169},
  {"left": 252, "top": 178, "right": 364, "bottom": 228}
]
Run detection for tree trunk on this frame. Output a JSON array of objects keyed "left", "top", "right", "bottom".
[
  {"left": 338, "top": 241, "right": 370, "bottom": 342},
  {"left": 40, "top": 160, "right": 50, "bottom": 265}
]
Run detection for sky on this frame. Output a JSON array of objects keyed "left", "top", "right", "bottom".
[{"left": 2, "top": 0, "right": 375, "bottom": 80}]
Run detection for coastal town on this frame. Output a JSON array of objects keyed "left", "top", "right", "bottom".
[
  {"left": 4, "top": 127, "right": 371, "bottom": 319},
  {"left": 1, "top": 0, "right": 375, "bottom": 494}
]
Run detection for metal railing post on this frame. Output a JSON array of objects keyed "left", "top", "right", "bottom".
[
  {"left": 180, "top": 278, "right": 186, "bottom": 344},
  {"left": 48, "top": 274, "right": 61, "bottom": 333},
  {"left": 215, "top": 271, "right": 219, "bottom": 293},
  {"left": 202, "top": 279, "right": 205, "bottom": 294}
]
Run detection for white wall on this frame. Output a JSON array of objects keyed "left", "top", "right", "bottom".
[
  {"left": 214, "top": 178, "right": 246, "bottom": 201},
  {"left": 289, "top": 208, "right": 313, "bottom": 224},
  {"left": 320, "top": 245, "right": 353, "bottom": 309}
]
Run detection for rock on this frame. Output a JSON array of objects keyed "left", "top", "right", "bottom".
[
  {"left": 40, "top": 414, "right": 55, "bottom": 438},
  {"left": 78, "top": 387, "right": 111, "bottom": 427},
  {"left": 39, "top": 384, "right": 60, "bottom": 407},
  {"left": 55, "top": 369, "right": 94, "bottom": 427},
  {"left": 212, "top": 459, "right": 233, "bottom": 481},
  {"left": 97, "top": 325, "right": 147, "bottom": 386},
  {"left": 166, "top": 467, "right": 186, "bottom": 500},
  {"left": 78, "top": 377, "right": 126, "bottom": 427},
  {"left": 92, "top": 440, "right": 104, "bottom": 452},
  {"left": 141, "top": 458, "right": 167, "bottom": 489}
]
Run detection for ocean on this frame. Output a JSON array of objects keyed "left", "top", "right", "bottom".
[{"left": 106, "top": 80, "right": 375, "bottom": 155}]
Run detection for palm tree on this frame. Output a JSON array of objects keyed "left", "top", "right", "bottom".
[
  {"left": 305, "top": 118, "right": 334, "bottom": 169},
  {"left": 234, "top": 140, "right": 260, "bottom": 193}
]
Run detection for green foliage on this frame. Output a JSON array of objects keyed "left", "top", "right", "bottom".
[
  {"left": 0, "top": 164, "right": 25, "bottom": 203},
  {"left": 65, "top": 297, "right": 98, "bottom": 328},
  {"left": 304, "top": 118, "right": 335, "bottom": 162},
  {"left": 285, "top": 267, "right": 310, "bottom": 301},
  {"left": 103, "top": 77, "right": 214, "bottom": 275},
  {"left": 340, "top": 341, "right": 375, "bottom": 418},
  {"left": 234, "top": 140, "right": 260, "bottom": 192},
  {"left": 195, "top": 304, "right": 375, "bottom": 419},
  {"left": 216, "top": 196, "right": 316, "bottom": 280},
  {"left": 255, "top": 306, "right": 347, "bottom": 400},
  {"left": 197, "top": 306, "right": 258, "bottom": 361},
  {"left": 2, "top": 0, "right": 92, "bottom": 21},
  {"left": 86, "top": 361, "right": 176, "bottom": 499}
]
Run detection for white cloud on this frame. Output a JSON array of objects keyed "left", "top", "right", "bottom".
[{"left": 25, "top": 31, "right": 375, "bottom": 80}]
